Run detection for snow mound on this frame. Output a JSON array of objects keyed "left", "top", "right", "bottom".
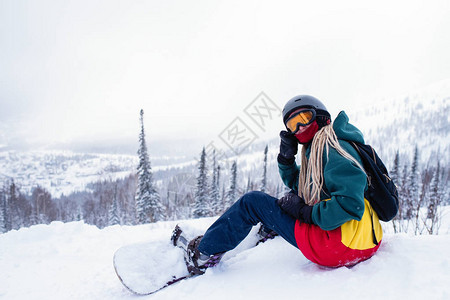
[{"left": 0, "top": 217, "right": 449, "bottom": 300}]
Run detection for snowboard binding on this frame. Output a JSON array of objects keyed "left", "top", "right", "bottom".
[
  {"left": 256, "top": 224, "right": 279, "bottom": 245},
  {"left": 171, "top": 225, "right": 224, "bottom": 275}
]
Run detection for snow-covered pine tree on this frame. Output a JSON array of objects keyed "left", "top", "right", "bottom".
[
  {"left": 427, "top": 160, "right": 441, "bottom": 234},
  {"left": 76, "top": 206, "right": 83, "bottom": 221},
  {"left": 8, "top": 181, "right": 18, "bottom": 228},
  {"left": 210, "top": 150, "right": 221, "bottom": 215},
  {"left": 403, "top": 147, "right": 419, "bottom": 221},
  {"left": 225, "top": 160, "right": 238, "bottom": 210},
  {"left": 391, "top": 150, "right": 401, "bottom": 233},
  {"left": 216, "top": 165, "right": 221, "bottom": 210},
  {"left": 398, "top": 163, "right": 410, "bottom": 223},
  {"left": 391, "top": 150, "right": 400, "bottom": 185},
  {"left": 442, "top": 165, "right": 449, "bottom": 206},
  {"left": 246, "top": 176, "right": 252, "bottom": 193},
  {"left": 0, "top": 188, "right": 6, "bottom": 233},
  {"left": 261, "top": 145, "right": 268, "bottom": 193},
  {"left": 221, "top": 184, "right": 226, "bottom": 208},
  {"left": 193, "top": 147, "right": 212, "bottom": 218},
  {"left": 408, "top": 146, "right": 420, "bottom": 232},
  {"left": 109, "top": 185, "right": 120, "bottom": 226},
  {"left": 410, "top": 146, "right": 420, "bottom": 209},
  {"left": 135, "top": 109, "right": 165, "bottom": 224}
]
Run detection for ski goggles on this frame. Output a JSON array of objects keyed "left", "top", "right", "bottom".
[{"left": 284, "top": 109, "right": 316, "bottom": 134}]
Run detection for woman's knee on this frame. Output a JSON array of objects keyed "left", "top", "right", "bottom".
[{"left": 239, "top": 191, "right": 274, "bottom": 208}]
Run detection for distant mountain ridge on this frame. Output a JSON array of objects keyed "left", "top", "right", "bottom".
[{"left": 346, "top": 78, "right": 450, "bottom": 166}]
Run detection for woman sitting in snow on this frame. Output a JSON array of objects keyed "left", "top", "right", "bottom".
[{"left": 174, "top": 95, "right": 383, "bottom": 274}]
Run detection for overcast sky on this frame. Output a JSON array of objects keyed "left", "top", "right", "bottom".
[{"left": 1, "top": 0, "right": 450, "bottom": 154}]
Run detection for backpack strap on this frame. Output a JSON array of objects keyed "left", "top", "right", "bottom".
[
  {"left": 349, "top": 141, "right": 372, "bottom": 187},
  {"left": 349, "top": 141, "right": 378, "bottom": 245}
]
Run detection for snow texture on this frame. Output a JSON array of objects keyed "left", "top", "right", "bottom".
[{"left": 1, "top": 211, "right": 450, "bottom": 300}]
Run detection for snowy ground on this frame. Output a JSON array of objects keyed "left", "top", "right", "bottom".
[{"left": 1, "top": 211, "right": 450, "bottom": 300}]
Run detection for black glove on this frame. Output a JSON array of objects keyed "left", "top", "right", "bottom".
[
  {"left": 277, "top": 192, "right": 313, "bottom": 224},
  {"left": 277, "top": 130, "right": 298, "bottom": 165}
]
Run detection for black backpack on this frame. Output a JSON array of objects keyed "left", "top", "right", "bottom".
[{"left": 348, "top": 141, "right": 399, "bottom": 222}]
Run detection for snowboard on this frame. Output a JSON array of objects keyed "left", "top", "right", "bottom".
[
  {"left": 113, "top": 239, "right": 193, "bottom": 295},
  {"left": 113, "top": 224, "right": 277, "bottom": 295}
]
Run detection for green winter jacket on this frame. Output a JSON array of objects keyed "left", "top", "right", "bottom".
[{"left": 278, "top": 111, "right": 368, "bottom": 231}]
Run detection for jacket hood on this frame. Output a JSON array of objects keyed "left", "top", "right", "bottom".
[{"left": 332, "top": 111, "right": 365, "bottom": 143}]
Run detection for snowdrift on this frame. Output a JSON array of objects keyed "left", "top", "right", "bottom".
[{"left": 1, "top": 214, "right": 449, "bottom": 300}]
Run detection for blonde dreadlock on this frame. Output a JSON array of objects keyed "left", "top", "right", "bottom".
[{"left": 298, "top": 124, "right": 366, "bottom": 206}]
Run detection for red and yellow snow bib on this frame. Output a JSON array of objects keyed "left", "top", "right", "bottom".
[{"left": 295, "top": 199, "right": 382, "bottom": 267}]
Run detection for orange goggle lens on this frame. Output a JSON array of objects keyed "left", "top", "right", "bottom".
[{"left": 285, "top": 110, "right": 315, "bottom": 133}]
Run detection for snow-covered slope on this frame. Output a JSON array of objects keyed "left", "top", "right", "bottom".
[
  {"left": 346, "top": 78, "right": 450, "bottom": 165},
  {"left": 0, "top": 150, "right": 198, "bottom": 197},
  {"left": 0, "top": 151, "right": 138, "bottom": 196},
  {"left": 1, "top": 211, "right": 449, "bottom": 300}
]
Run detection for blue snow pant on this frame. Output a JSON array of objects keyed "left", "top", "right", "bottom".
[{"left": 198, "top": 191, "right": 298, "bottom": 256}]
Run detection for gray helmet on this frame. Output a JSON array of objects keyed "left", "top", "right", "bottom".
[{"left": 282, "top": 95, "right": 330, "bottom": 124}]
